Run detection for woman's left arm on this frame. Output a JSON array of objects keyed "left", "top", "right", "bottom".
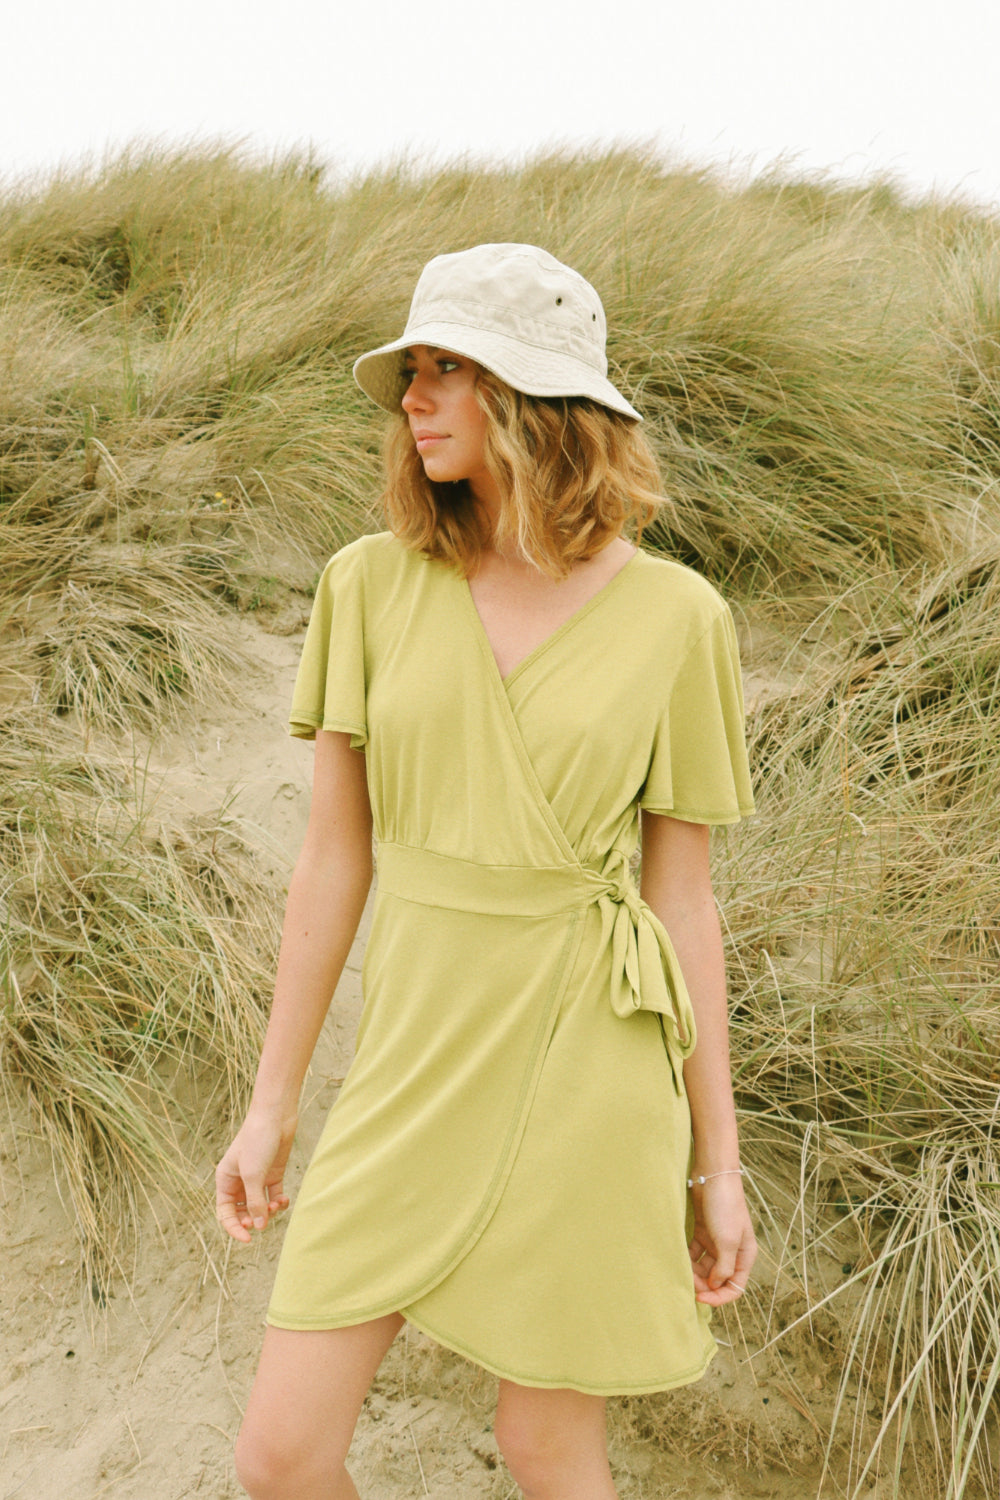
[{"left": 640, "top": 810, "right": 757, "bottom": 1306}]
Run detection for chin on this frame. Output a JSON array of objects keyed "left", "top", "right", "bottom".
[{"left": 421, "top": 462, "right": 465, "bottom": 485}]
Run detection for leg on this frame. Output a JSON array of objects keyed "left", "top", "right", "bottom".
[
  {"left": 235, "top": 1312, "right": 404, "bottom": 1499},
  {"left": 493, "top": 1379, "right": 618, "bottom": 1500}
]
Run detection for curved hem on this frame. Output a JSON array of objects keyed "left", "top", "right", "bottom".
[
  {"left": 289, "top": 715, "right": 367, "bottom": 744},
  {"left": 401, "top": 1308, "right": 717, "bottom": 1397},
  {"left": 639, "top": 802, "right": 755, "bottom": 825}
]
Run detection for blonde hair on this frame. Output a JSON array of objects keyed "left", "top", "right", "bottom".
[{"left": 379, "top": 369, "right": 664, "bottom": 579}]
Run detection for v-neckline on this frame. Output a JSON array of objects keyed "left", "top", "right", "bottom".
[{"left": 461, "top": 548, "right": 642, "bottom": 689}]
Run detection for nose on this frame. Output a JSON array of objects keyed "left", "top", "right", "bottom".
[{"left": 401, "top": 371, "right": 433, "bottom": 413}]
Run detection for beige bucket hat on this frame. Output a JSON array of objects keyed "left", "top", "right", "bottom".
[{"left": 352, "top": 243, "right": 642, "bottom": 421}]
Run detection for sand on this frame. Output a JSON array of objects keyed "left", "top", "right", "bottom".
[{"left": 1, "top": 615, "right": 835, "bottom": 1500}]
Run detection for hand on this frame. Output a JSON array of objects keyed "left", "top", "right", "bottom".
[
  {"left": 215, "top": 1106, "right": 297, "bottom": 1244},
  {"left": 688, "top": 1173, "right": 757, "bottom": 1306}
]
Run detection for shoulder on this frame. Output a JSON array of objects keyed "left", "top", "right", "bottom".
[
  {"left": 315, "top": 531, "right": 422, "bottom": 590},
  {"left": 311, "top": 533, "right": 439, "bottom": 641},
  {"left": 631, "top": 549, "right": 732, "bottom": 644},
  {"left": 317, "top": 530, "right": 404, "bottom": 574}
]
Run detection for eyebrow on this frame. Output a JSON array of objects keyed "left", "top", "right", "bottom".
[{"left": 402, "top": 348, "right": 460, "bottom": 362}]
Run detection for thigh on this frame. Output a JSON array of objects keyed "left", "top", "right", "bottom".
[
  {"left": 239, "top": 1313, "right": 404, "bottom": 1467},
  {"left": 495, "top": 1378, "right": 608, "bottom": 1458}
]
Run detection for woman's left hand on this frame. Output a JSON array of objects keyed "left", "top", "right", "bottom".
[{"left": 687, "top": 1174, "right": 757, "bottom": 1306}]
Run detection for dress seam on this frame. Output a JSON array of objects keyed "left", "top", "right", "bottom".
[{"left": 376, "top": 839, "right": 580, "bottom": 875}]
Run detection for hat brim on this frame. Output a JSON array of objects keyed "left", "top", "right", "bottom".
[{"left": 352, "top": 321, "right": 642, "bottom": 422}]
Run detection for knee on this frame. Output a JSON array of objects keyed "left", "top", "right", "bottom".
[
  {"left": 233, "top": 1422, "right": 282, "bottom": 1500},
  {"left": 494, "top": 1387, "right": 611, "bottom": 1498},
  {"left": 493, "top": 1405, "right": 559, "bottom": 1493},
  {"left": 234, "top": 1422, "right": 334, "bottom": 1500}
]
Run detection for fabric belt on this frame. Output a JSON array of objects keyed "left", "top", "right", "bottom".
[{"left": 376, "top": 842, "right": 697, "bottom": 1084}]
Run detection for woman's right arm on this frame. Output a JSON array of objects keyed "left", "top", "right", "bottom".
[{"left": 215, "top": 729, "right": 373, "bottom": 1243}]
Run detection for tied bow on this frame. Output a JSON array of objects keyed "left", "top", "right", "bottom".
[{"left": 581, "top": 849, "right": 698, "bottom": 1092}]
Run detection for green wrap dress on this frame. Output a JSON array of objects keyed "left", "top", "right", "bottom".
[{"left": 266, "top": 531, "right": 754, "bottom": 1395}]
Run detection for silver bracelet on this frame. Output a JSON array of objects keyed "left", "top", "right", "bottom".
[{"left": 687, "top": 1168, "right": 744, "bottom": 1188}]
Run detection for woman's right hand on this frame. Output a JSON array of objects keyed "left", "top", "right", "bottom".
[{"left": 215, "top": 1106, "right": 297, "bottom": 1243}]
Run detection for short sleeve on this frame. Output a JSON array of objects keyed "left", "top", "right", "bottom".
[
  {"left": 640, "top": 604, "right": 754, "bottom": 824},
  {"left": 288, "top": 544, "right": 367, "bottom": 747}
]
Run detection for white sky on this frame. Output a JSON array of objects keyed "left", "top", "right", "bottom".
[{"left": 6, "top": 0, "right": 1000, "bottom": 209}]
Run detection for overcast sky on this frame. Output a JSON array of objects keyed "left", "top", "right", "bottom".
[{"left": 6, "top": 0, "right": 1000, "bottom": 208}]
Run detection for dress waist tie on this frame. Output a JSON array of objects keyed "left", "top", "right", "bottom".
[{"left": 376, "top": 842, "right": 697, "bottom": 1094}]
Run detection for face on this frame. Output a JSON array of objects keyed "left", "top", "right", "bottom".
[{"left": 400, "top": 346, "right": 493, "bottom": 497}]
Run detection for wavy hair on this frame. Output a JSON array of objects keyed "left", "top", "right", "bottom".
[{"left": 379, "top": 369, "right": 664, "bottom": 579}]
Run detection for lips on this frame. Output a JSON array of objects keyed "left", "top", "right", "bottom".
[{"left": 414, "top": 431, "right": 447, "bottom": 452}]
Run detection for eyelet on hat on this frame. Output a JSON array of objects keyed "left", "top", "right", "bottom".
[{"left": 352, "top": 243, "right": 642, "bottom": 422}]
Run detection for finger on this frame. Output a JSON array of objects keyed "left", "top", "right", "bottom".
[
  {"left": 732, "top": 1236, "right": 759, "bottom": 1279},
  {"left": 259, "top": 1180, "right": 289, "bottom": 1223},
  {"left": 241, "top": 1173, "right": 272, "bottom": 1230},
  {"left": 688, "top": 1235, "right": 711, "bottom": 1267},
  {"left": 215, "top": 1168, "right": 254, "bottom": 1242},
  {"left": 690, "top": 1264, "right": 721, "bottom": 1294},
  {"left": 238, "top": 1203, "right": 256, "bottom": 1230},
  {"left": 705, "top": 1238, "right": 740, "bottom": 1289},
  {"left": 705, "top": 1232, "right": 757, "bottom": 1292},
  {"left": 693, "top": 1271, "right": 745, "bottom": 1304},
  {"left": 265, "top": 1181, "right": 289, "bottom": 1211},
  {"left": 695, "top": 1277, "right": 747, "bottom": 1307},
  {"left": 708, "top": 1262, "right": 736, "bottom": 1290},
  {"left": 216, "top": 1201, "right": 253, "bottom": 1244}
]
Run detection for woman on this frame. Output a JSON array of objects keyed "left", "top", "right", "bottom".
[{"left": 217, "top": 243, "right": 757, "bottom": 1500}]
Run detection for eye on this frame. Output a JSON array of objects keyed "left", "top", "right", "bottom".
[{"left": 437, "top": 358, "right": 460, "bottom": 374}]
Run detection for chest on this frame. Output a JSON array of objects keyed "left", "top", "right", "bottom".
[
  {"left": 467, "top": 545, "right": 637, "bottom": 681},
  {"left": 361, "top": 554, "right": 665, "bottom": 851}
]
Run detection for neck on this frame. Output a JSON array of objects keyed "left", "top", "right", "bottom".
[
  {"left": 469, "top": 473, "right": 503, "bottom": 523},
  {"left": 468, "top": 473, "right": 509, "bottom": 558}
]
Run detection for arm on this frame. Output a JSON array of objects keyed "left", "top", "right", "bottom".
[
  {"left": 640, "top": 810, "right": 756, "bottom": 1305},
  {"left": 215, "top": 729, "right": 374, "bottom": 1243}
]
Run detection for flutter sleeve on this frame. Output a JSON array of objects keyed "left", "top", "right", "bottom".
[
  {"left": 288, "top": 543, "right": 367, "bottom": 747},
  {"left": 639, "top": 602, "right": 754, "bottom": 824}
]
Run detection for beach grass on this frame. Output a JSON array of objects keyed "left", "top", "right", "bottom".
[
  {"left": 1, "top": 142, "right": 998, "bottom": 1495},
  {"left": 712, "top": 546, "right": 1000, "bottom": 1495},
  {"left": 0, "top": 713, "right": 280, "bottom": 1288}
]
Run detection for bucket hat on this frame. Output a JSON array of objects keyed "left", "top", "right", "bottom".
[{"left": 352, "top": 243, "right": 642, "bottom": 421}]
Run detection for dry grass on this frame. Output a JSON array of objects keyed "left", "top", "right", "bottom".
[
  {"left": 711, "top": 548, "right": 1000, "bottom": 1495},
  {"left": 6, "top": 545, "right": 248, "bottom": 731},
  {"left": 1, "top": 143, "right": 999, "bottom": 1495},
  {"left": 0, "top": 714, "right": 280, "bottom": 1291}
]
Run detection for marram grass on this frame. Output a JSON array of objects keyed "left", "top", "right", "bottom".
[
  {"left": 713, "top": 549, "right": 1000, "bottom": 1495},
  {"left": 0, "top": 717, "right": 280, "bottom": 1288},
  {"left": 1, "top": 143, "right": 999, "bottom": 1495}
]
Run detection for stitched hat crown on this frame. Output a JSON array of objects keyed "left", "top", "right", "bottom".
[{"left": 407, "top": 245, "right": 609, "bottom": 376}]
